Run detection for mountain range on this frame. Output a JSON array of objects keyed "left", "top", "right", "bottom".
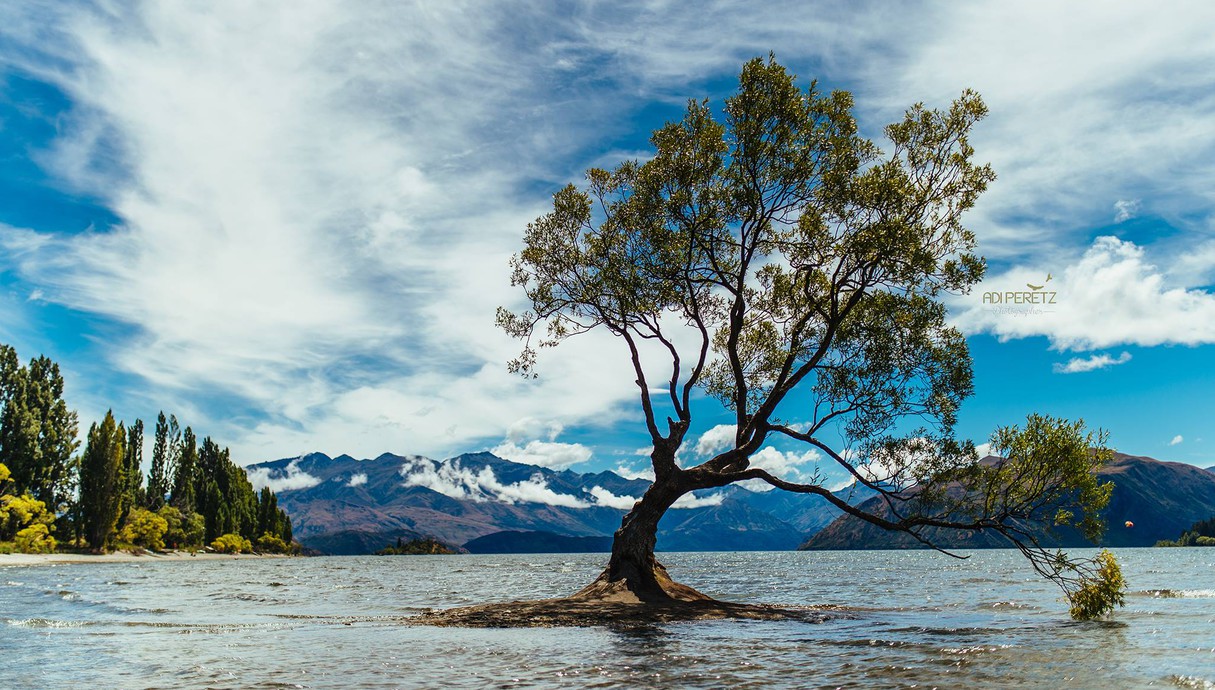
[
  {"left": 803, "top": 453, "right": 1215, "bottom": 550},
  {"left": 245, "top": 451, "right": 873, "bottom": 554},
  {"left": 245, "top": 451, "right": 1215, "bottom": 554}
]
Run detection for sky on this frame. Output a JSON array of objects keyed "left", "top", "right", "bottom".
[{"left": 1, "top": 1, "right": 1213, "bottom": 486}]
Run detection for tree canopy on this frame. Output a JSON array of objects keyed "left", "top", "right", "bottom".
[{"left": 500, "top": 55, "right": 1122, "bottom": 619}]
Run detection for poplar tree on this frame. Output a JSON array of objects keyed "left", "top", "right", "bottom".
[
  {"left": 79, "top": 411, "right": 125, "bottom": 550},
  {"left": 0, "top": 351, "right": 79, "bottom": 514},
  {"left": 120, "top": 418, "right": 144, "bottom": 521},
  {"left": 170, "top": 426, "right": 197, "bottom": 512}
]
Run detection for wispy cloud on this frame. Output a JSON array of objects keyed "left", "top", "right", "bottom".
[
  {"left": 0, "top": 2, "right": 1212, "bottom": 466},
  {"left": 1053, "top": 351, "right": 1133, "bottom": 374},
  {"left": 1169, "top": 435, "right": 1184, "bottom": 446},
  {"left": 1114, "top": 199, "right": 1141, "bottom": 223}
]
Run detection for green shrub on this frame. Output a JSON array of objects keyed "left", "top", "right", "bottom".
[
  {"left": 1069, "top": 550, "right": 1127, "bottom": 620},
  {"left": 210, "top": 533, "right": 252, "bottom": 554},
  {"left": 119, "top": 508, "right": 168, "bottom": 551},
  {"left": 158, "top": 506, "right": 205, "bottom": 550},
  {"left": 254, "top": 532, "right": 290, "bottom": 554},
  {"left": 1, "top": 492, "right": 54, "bottom": 541},
  {"left": 14, "top": 523, "right": 57, "bottom": 554}
]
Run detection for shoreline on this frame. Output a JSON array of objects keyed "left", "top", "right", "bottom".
[{"left": 0, "top": 550, "right": 290, "bottom": 567}]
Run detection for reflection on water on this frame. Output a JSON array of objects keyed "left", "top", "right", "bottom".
[{"left": 1, "top": 549, "right": 1213, "bottom": 688}]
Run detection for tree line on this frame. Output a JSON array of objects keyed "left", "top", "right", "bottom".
[{"left": 0, "top": 343, "right": 293, "bottom": 554}]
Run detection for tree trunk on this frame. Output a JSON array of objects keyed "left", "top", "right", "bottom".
[{"left": 572, "top": 470, "right": 712, "bottom": 603}]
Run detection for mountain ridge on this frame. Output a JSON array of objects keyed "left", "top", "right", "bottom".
[{"left": 245, "top": 450, "right": 1212, "bottom": 554}]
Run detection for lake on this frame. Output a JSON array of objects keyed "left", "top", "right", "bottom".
[{"left": 1, "top": 548, "right": 1213, "bottom": 688}]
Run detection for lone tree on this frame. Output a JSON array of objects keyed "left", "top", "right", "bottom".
[{"left": 499, "top": 56, "right": 1122, "bottom": 619}]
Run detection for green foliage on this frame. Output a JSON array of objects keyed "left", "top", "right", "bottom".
[
  {"left": 1156, "top": 516, "right": 1215, "bottom": 547},
  {"left": 119, "top": 507, "right": 168, "bottom": 551},
  {"left": 14, "top": 523, "right": 56, "bottom": 553},
  {"left": 210, "top": 532, "right": 251, "bottom": 554},
  {"left": 170, "top": 426, "right": 196, "bottom": 512},
  {"left": 376, "top": 536, "right": 456, "bottom": 555},
  {"left": 79, "top": 411, "right": 126, "bottom": 550},
  {"left": 120, "top": 419, "right": 144, "bottom": 521},
  {"left": 0, "top": 345, "right": 79, "bottom": 517},
  {"left": 1068, "top": 550, "right": 1127, "bottom": 620},
  {"left": 254, "top": 532, "right": 292, "bottom": 554},
  {"left": 158, "top": 505, "right": 205, "bottom": 550},
  {"left": 948, "top": 414, "right": 1114, "bottom": 540},
  {"left": 1, "top": 490, "right": 56, "bottom": 545},
  {"left": 146, "top": 411, "right": 180, "bottom": 510},
  {"left": 498, "top": 56, "right": 1121, "bottom": 618}
]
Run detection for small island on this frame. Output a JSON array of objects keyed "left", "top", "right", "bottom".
[{"left": 375, "top": 537, "right": 458, "bottom": 555}]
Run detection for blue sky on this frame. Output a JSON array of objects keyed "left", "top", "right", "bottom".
[{"left": 1, "top": 2, "right": 1213, "bottom": 485}]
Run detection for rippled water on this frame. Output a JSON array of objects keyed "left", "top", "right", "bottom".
[{"left": 2, "top": 549, "right": 1213, "bottom": 688}]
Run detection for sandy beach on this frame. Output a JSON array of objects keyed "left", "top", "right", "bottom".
[{"left": 0, "top": 550, "right": 289, "bottom": 567}]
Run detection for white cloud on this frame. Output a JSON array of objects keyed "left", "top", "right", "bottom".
[
  {"left": 672, "top": 492, "right": 725, "bottom": 509},
  {"left": 245, "top": 458, "right": 321, "bottom": 493},
  {"left": 1114, "top": 199, "right": 1141, "bottom": 223},
  {"left": 1053, "top": 352, "right": 1132, "bottom": 374},
  {"left": 957, "top": 237, "right": 1215, "bottom": 350},
  {"left": 1, "top": 2, "right": 1214, "bottom": 467},
  {"left": 399, "top": 458, "right": 588, "bottom": 508},
  {"left": 1169, "top": 435, "right": 1184, "bottom": 446},
  {"left": 347, "top": 473, "right": 367, "bottom": 487},
  {"left": 749, "top": 447, "right": 821, "bottom": 478},
  {"left": 612, "top": 462, "right": 655, "bottom": 482},
  {"left": 588, "top": 486, "right": 638, "bottom": 510},
  {"left": 491, "top": 439, "right": 593, "bottom": 470},
  {"left": 490, "top": 420, "right": 594, "bottom": 470},
  {"left": 692, "top": 424, "right": 736, "bottom": 458}
]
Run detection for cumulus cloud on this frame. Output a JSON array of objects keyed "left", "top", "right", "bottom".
[
  {"left": 490, "top": 439, "right": 593, "bottom": 470},
  {"left": 957, "top": 237, "right": 1215, "bottom": 350},
  {"left": 1169, "top": 435, "right": 1184, "bottom": 446},
  {"left": 490, "top": 419, "right": 594, "bottom": 469},
  {"left": 692, "top": 424, "right": 736, "bottom": 458},
  {"left": 347, "top": 473, "right": 367, "bottom": 487},
  {"left": 245, "top": 458, "right": 321, "bottom": 493},
  {"left": 1053, "top": 351, "right": 1132, "bottom": 374}
]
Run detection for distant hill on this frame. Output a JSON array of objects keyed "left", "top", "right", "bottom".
[
  {"left": 245, "top": 451, "right": 872, "bottom": 554},
  {"left": 464, "top": 530, "right": 613, "bottom": 554},
  {"left": 802, "top": 453, "right": 1215, "bottom": 550}
]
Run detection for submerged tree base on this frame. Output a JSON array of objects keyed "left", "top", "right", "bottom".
[
  {"left": 412, "top": 565, "right": 852, "bottom": 628},
  {"left": 413, "top": 597, "right": 851, "bottom": 629}
]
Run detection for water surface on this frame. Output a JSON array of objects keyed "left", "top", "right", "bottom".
[{"left": 2, "top": 549, "right": 1213, "bottom": 688}]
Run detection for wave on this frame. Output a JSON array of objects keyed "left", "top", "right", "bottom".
[
  {"left": 1170, "top": 675, "right": 1215, "bottom": 689},
  {"left": 1133, "top": 589, "right": 1215, "bottom": 599}
]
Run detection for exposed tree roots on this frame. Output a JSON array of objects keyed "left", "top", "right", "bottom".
[{"left": 411, "top": 564, "right": 853, "bottom": 628}]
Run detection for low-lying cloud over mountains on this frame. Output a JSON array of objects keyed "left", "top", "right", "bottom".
[{"left": 246, "top": 451, "right": 866, "bottom": 554}]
